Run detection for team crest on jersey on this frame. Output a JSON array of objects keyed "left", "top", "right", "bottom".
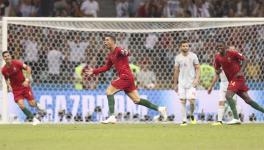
[
  {"left": 227, "top": 57, "right": 231, "bottom": 61},
  {"left": 13, "top": 67, "right": 17, "bottom": 72}
]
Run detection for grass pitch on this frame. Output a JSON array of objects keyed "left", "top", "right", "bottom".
[{"left": 0, "top": 123, "right": 263, "bottom": 150}]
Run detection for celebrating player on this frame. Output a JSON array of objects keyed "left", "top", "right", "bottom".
[
  {"left": 213, "top": 41, "right": 264, "bottom": 124},
  {"left": 85, "top": 34, "right": 167, "bottom": 124},
  {"left": 174, "top": 40, "right": 200, "bottom": 126},
  {"left": 1, "top": 51, "right": 46, "bottom": 125}
]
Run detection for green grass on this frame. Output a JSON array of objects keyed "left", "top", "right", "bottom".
[{"left": 0, "top": 123, "right": 264, "bottom": 150}]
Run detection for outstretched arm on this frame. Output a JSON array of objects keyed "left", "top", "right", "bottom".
[
  {"left": 93, "top": 59, "right": 113, "bottom": 75},
  {"left": 85, "top": 57, "right": 113, "bottom": 76}
]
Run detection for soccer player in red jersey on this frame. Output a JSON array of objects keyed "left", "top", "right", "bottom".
[
  {"left": 85, "top": 35, "right": 167, "bottom": 124},
  {"left": 1, "top": 51, "right": 46, "bottom": 125},
  {"left": 214, "top": 41, "right": 264, "bottom": 124}
]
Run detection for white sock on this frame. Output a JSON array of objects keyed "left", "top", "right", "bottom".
[
  {"left": 181, "top": 103, "right": 187, "bottom": 122},
  {"left": 218, "top": 106, "right": 225, "bottom": 122}
]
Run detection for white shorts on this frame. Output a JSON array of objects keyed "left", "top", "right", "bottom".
[
  {"left": 219, "top": 82, "right": 228, "bottom": 102},
  {"left": 178, "top": 86, "right": 196, "bottom": 100},
  {"left": 219, "top": 82, "right": 237, "bottom": 102}
]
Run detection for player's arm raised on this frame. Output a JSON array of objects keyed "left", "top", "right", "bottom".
[{"left": 87, "top": 57, "right": 113, "bottom": 76}]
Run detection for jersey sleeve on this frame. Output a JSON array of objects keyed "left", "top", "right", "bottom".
[
  {"left": 193, "top": 54, "right": 199, "bottom": 65},
  {"left": 93, "top": 55, "right": 113, "bottom": 75},
  {"left": 117, "top": 48, "right": 130, "bottom": 57},
  {"left": 214, "top": 55, "right": 221, "bottom": 71},
  {"left": 174, "top": 56, "right": 180, "bottom": 67},
  {"left": 230, "top": 50, "right": 245, "bottom": 61},
  {"left": 13, "top": 60, "right": 24, "bottom": 70}
]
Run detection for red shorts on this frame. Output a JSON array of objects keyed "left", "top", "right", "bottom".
[
  {"left": 227, "top": 78, "right": 249, "bottom": 93},
  {"left": 13, "top": 87, "right": 35, "bottom": 102},
  {"left": 111, "top": 75, "right": 137, "bottom": 92}
]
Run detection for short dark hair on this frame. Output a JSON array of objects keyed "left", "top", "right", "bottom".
[
  {"left": 2, "top": 51, "right": 10, "bottom": 57},
  {"left": 105, "top": 34, "right": 116, "bottom": 43},
  {"left": 179, "top": 40, "right": 189, "bottom": 46}
]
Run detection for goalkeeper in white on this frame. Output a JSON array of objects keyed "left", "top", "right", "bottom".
[{"left": 173, "top": 40, "right": 200, "bottom": 126}]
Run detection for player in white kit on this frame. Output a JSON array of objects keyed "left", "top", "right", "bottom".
[
  {"left": 174, "top": 40, "right": 200, "bottom": 126},
  {"left": 208, "top": 70, "right": 229, "bottom": 125}
]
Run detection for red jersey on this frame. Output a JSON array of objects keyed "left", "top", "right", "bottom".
[
  {"left": 93, "top": 47, "right": 134, "bottom": 79},
  {"left": 1, "top": 60, "right": 26, "bottom": 91},
  {"left": 214, "top": 50, "right": 245, "bottom": 81}
]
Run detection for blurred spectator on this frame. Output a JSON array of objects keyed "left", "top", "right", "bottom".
[
  {"left": 116, "top": 0, "right": 129, "bottom": 17},
  {"left": 21, "top": 35, "right": 41, "bottom": 82},
  {"left": 116, "top": 33, "right": 130, "bottom": 50},
  {"left": 0, "top": 0, "right": 9, "bottom": 16},
  {"left": 53, "top": 0, "right": 69, "bottom": 16},
  {"left": 0, "top": 0, "right": 263, "bottom": 17},
  {"left": 147, "top": 0, "right": 160, "bottom": 17},
  {"left": 246, "top": 61, "right": 261, "bottom": 82},
  {"left": 136, "top": 60, "right": 156, "bottom": 89},
  {"left": 18, "top": 0, "right": 38, "bottom": 16},
  {"left": 136, "top": 1, "right": 147, "bottom": 17},
  {"left": 189, "top": 0, "right": 210, "bottom": 17},
  {"left": 145, "top": 33, "right": 158, "bottom": 52},
  {"left": 67, "top": 33, "right": 89, "bottom": 68},
  {"left": 80, "top": 0, "right": 99, "bottom": 17},
  {"left": 74, "top": 63, "right": 85, "bottom": 90},
  {"left": 47, "top": 45, "right": 65, "bottom": 83}
]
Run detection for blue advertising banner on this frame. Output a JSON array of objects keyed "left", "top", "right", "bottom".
[{"left": 2, "top": 90, "right": 264, "bottom": 123}]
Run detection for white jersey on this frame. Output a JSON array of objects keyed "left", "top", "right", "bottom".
[{"left": 175, "top": 52, "right": 199, "bottom": 88}]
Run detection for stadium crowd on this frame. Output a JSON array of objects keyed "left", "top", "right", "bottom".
[{"left": 0, "top": 0, "right": 263, "bottom": 18}]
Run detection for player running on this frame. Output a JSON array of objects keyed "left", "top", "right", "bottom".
[
  {"left": 1, "top": 51, "right": 46, "bottom": 125},
  {"left": 213, "top": 41, "right": 264, "bottom": 124},
  {"left": 85, "top": 34, "right": 167, "bottom": 124}
]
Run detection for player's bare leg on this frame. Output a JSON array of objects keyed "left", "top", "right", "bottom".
[
  {"left": 237, "top": 92, "right": 264, "bottom": 113},
  {"left": 189, "top": 99, "right": 197, "bottom": 124},
  {"left": 17, "top": 100, "right": 35, "bottom": 122},
  {"left": 127, "top": 90, "right": 167, "bottom": 121},
  {"left": 28, "top": 100, "right": 47, "bottom": 117},
  {"left": 180, "top": 99, "right": 187, "bottom": 126},
  {"left": 225, "top": 91, "right": 241, "bottom": 125},
  {"left": 101, "top": 85, "right": 120, "bottom": 124}
]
